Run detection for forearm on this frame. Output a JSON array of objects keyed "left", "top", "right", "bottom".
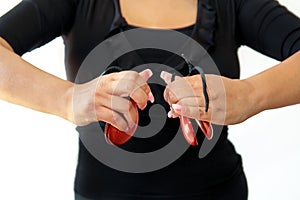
[
  {"left": 0, "top": 40, "right": 73, "bottom": 122},
  {"left": 245, "top": 50, "right": 300, "bottom": 113}
]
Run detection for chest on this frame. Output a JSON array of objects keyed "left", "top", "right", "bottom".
[
  {"left": 119, "top": 0, "right": 197, "bottom": 29},
  {"left": 64, "top": 0, "right": 241, "bottom": 81}
]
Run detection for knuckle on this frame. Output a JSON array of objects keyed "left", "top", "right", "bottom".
[
  {"left": 128, "top": 101, "right": 135, "bottom": 112},
  {"left": 123, "top": 101, "right": 131, "bottom": 112},
  {"left": 207, "top": 87, "right": 216, "bottom": 100},
  {"left": 129, "top": 71, "right": 139, "bottom": 80},
  {"left": 140, "top": 93, "right": 148, "bottom": 104},
  {"left": 96, "top": 77, "right": 105, "bottom": 90},
  {"left": 183, "top": 106, "right": 190, "bottom": 116},
  {"left": 114, "top": 119, "right": 127, "bottom": 131},
  {"left": 125, "top": 81, "right": 135, "bottom": 94},
  {"left": 95, "top": 108, "right": 104, "bottom": 121},
  {"left": 130, "top": 87, "right": 141, "bottom": 98},
  {"left": 168, "top": 91, "right": 178, "bottom": 103},
  {"left": 139, "top": 82, "right": 149, "bottom": 93},
  {"left": 198, "top": 107, "right": 204, "bottom": 118},
  {"left": 145, "top": 85, "right": 150, "bottom": 94},
  {"left": 111, "top": 112, "right": 122, "bottom": 124},
  {"left": 133, "top": 93, "right": 147, "bottom": 104}
]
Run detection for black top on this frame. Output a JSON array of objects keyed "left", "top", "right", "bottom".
[{"left": 0, "top": 0, "right": 300, "bottom": 199}]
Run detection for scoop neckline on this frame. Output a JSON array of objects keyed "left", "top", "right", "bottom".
[
  {"left": 115, "top": 0, "right": 199, "bottom": 31},
  {"left": 126, "top": 23, "right": 195, "bottom": 31}
]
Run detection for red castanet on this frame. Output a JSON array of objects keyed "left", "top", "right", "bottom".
[
  {"left": 104, "top": 100, "right": 139, "bottom": 145},
  {"left": 180, "top": 116, "right": 198, "bottom": 146},
  {"left": 180, "top": 116, "right": 214, "bottom": 146},
  {"left": 197, "top": 120, "right": 213, "bottom": 140},
  {"left": 104, "top": 100, "right": 212, "bottom": 146}
]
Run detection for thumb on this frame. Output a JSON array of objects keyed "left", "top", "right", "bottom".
[
  {"left": 160, "top": 71, "right": 173, "bottom": 84},
  {"left": 139, "top": 69, "right": 155, "bottom": 104},
  {"left": 139, "top": 69, "right": 153, "bottom": 81}
]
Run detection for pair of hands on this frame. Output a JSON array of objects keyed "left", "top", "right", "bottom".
[{"left": 71, "top": 69, "right": 257, "bottom": 131}]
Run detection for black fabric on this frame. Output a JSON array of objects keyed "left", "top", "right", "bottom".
[
  {"left": 75, "top": 166, "right": 248, "bottom": 199},
  {"left": 0, "top": 0, "right": 76, "bottom": 55},
  {"left": 235, "top": 0, "right": 300, "bottom": 59},
  {"left": 0, "top": 0, "right": 300, "bottom": 199}
]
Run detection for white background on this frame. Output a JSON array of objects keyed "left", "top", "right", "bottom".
[{"left": 0, "top": 0, "right": 299, "bottom": 199}]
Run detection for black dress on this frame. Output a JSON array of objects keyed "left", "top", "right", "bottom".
[{"left": 0, "top": 0, "right": 299, "bottom": 199}]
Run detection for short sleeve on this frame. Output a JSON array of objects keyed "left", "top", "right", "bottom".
[
  {"left": 0, "top": 0, "right": 76, "bottom": 55},
  {"left": 236, "top": 0, "right": 300, "bottom": 60}
]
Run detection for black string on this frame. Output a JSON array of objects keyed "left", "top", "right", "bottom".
[
  {"left": 171, "top": 73, "right": 176, "bottom": 82},
  {"left": 192, "top": 66, "right": 209, "bottom": 112},
  {"left": 181, "top": 54, "right": 209, "bottom": 112},
  {"left": 102, "top": 61, "right": 209, "bottom": 112},
  {"left": 100, "top": 66, "right": 123, "bottom": 76}
]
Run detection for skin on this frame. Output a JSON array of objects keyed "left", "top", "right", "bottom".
[
  {"left": 0, "top": 0, "right": 300, "bottom": 130},
  {"left": 119, "top": 0, "right": 197, "bottom": 29},
  {"left": 161, "top": 50, "right": 300, "bottom": 125},
  {"left": 0, "top": 36, "right": 153, "bottom": 132}
]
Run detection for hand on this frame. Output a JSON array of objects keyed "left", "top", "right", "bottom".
[
  {"left": 70, "top": 69, "right": 154, "bottom": 131},
  {"left": 161, "top": 71, "right": 258, "bottom": 125}
]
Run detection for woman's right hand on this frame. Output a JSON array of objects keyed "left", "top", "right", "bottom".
[{"left": 70, "top": 69, "right": 154, "bottom": 131}]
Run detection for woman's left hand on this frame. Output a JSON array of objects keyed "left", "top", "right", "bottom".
[{"left": 160, "top": 71, "right": 260, "bottom": 125}]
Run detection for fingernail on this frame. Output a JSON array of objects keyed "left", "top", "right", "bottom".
[
  {"left": 160, "top": 71, "right": 166, "bottom": 79},
  {"left": 167, "top": 110, "right": 172, "bottom": 118},
  {"left": 148, "top": 92, "right": 155, "bottom": 103},
  {"left": 172, "top": 104, "right": 182, "bottom": 112},
  {"left": 160, "top": 71, "right": 171, "bottom": 83},
  {"left": 146, "top": 69, "right": 153, "bottom": 78},
  {"left": 141, "top": 103, "right": 147, "bottom": 111}
]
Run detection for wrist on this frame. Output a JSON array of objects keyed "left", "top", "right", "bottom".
[
  {"left": 60, "top": 82, "right": 75, "bottom": 123},
  {"left": 241, "top": 78, "right": 265, "bottom": 117}
]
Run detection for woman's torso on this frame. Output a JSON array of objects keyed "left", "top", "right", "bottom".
[
  {"left": 69, "top": 0, "right": 244, "bottom": 199},
  {"left": 118, "top": 0, "right": 197, "bottom": 29}
]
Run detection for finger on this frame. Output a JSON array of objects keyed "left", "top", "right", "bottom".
[
  {"left": 139, "top": 69, "right": 155, "bottom": 103},
  {"left": 173, "top": 97, "right": 206, "bottom": 108},
  {"left": 160, "top": 71, "right": 182, "bottom": 104},
  {"left": 122, "top": 100, "right": 139, "bottom": 130},
  {"left": 95, "top": 106, "right": 129, "bottom": 132},
  {"left": 114, "top": 71, "right": 150, "bottom": 91},
  {"left": 110, "top": 78, "right": 150, "bottom": 109},
  {"left": 105, "top": 79, "right": 149, "bottom": 108},
  {"left": 166, "top": 86, "right": 199, "bottom": 105},
  {"left": 96, "top": 96, "right": 138, "bottom": 129},
  {"left": 160, "top": 71, "right": 173, "bottom": 84},
  {"left": 139, "top": 69, "right": 153, "bottom": 81},
  {"left": 129, "top": 86, "right": 150, "bottom": 109},
  {"left": 112, "top": 71, "right": 150, "bottom": 94},
  {"left": 171, "top": 104, "right": 209, "bottom": 121},
  {"left": 167, "top": 109, "right": 180, "bottom": 118},
  {"left": 96, "top": 95, "right": 133, "bottom": 113},
  {"left": 164, "top": 81, "right": 197, "bottom": 106},
  {"left": 111, "top": 71, "right": 152, "bottom": 108},
  {"left": 160, "top": 70, "right": 182, "bottom": 83}
]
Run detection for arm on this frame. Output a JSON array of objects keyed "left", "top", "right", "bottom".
[
  {"left": 161, "top": 51, "right": 300, "bottom": 125},
  {"left": 215, "top": 50, "right": 300, "bottom": 125},
  {"left": 0, "top": 0, "right": 76, "bottom": 120},
  {"left": 225, "top": 0, "right": 300, "bottom": 122},
  {"left": 236, "top": 0, "right": 300, "bottom": 60},
  {"left": 0, "top": 1, "right": 153, "bottom": 131},
  {"left": 0, "top": 37, "right": 73, "bottom": 122},
  {"left": 162, "top": 0, "right": 300, "bottom": 125},
  {"left": 246, "top": 50, "right": 300, "bottom": 111},
  {"left": 0, "top": 36, "right": 153, "bottom": 130}
]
